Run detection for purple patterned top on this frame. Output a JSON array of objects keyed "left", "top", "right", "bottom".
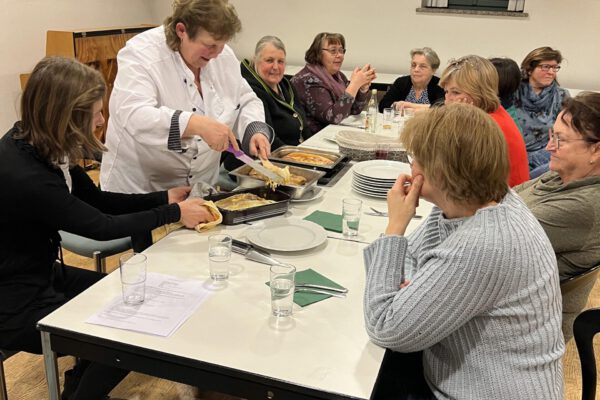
[{"left": 291, "top": 65, "right": 369, "bottom": 134}]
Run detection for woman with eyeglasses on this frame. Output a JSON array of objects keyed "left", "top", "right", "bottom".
[
  {"left": 364, "top": 103, "right": 563, "bottom": 400},
  {"left": 515, "top": 47, "right": 570, "bottom": 172},
  {"left": 439, "top": 55, "right": 530, "bottom": 186},
  {"left": 379, "top": 47, "right": 445, "bottom": 113},
  {"left": 515, "top": 92, "right": 600, "bottom": 341},
  {"left": 291, "top": 32, "right": 376, "bottom": 133}
]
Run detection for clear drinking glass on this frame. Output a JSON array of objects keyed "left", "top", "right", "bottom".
[
  {"left": 382, "top": 108, "right": 394, "bottom": 130},
  {"left": 342, "top": 198, "right": 362, "bottom": 237},
  {"left": 208, "top": 234, "right": 232, "bottom": 281},
  {"left": 270, "top": 263, "right": 296, "bottom": 317},
  {"left": 120, "top": 253, "right": 147, "bottom": 305}
]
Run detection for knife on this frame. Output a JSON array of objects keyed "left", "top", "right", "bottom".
[
  {"left": 295, "top": 283, "right": 348, "bottom": 294},
  {"left": 231, "top": 238, "right": 283, "bottom": 266},
  {"left": 226, "top": 145, "right": 284, "bottom": 183},
  {"left": 295, "top": 288, "right": 346, "bottom": 298}
]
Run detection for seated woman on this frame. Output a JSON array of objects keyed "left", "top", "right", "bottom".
[
  {"left": 440, "top": 55, "right": 530, "bottom": 186},
  {"left": 291, "top": 32, "right": 375, "bottom": 134},
  {"left": 515, "top": 46, "right": 570, "bottom": 172},
  {"left": 241, "top": 36, "right": 311, "bottom": 148},
  {"left": 515, "top": 93, "right": 600, "bottom": 341},
  {"left": 364, "top": 103, "right": 564, "bottom": 400},
  {"left": 0, "top": 57, "right": 214, "bottom": 400},
  {"left": 379, "top": 47, "right": 445, "bottom": 113},
  {"left": 515, "top": 92, "right": 600, "bottom": 281},
  {"left": 490, "top": 57, "right": 522, "bottom": 130}
]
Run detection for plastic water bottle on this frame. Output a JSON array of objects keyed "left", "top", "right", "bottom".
[{"left": 367, "top": 89, "right": 378, "bottom": 133}]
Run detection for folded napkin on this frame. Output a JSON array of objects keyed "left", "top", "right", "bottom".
[
  {"left": 293, "top": 268, "right": 346, "bottom": 307},
  {"left": 303, "top": 210, "right": 342, "bottom": 233}
]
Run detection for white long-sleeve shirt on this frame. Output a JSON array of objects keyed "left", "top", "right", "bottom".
[
  {"left": 100, "top": 27, "right": 266, "bottom": 193},
  {"left": 363, "top": 191, "right": 564, "bottom": 399}
]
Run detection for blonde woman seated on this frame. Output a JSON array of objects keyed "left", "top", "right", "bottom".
[
  {"left": 364, "top": 103, "right": 563, "bottom": 400},
  {"left": 439, "top": 55, "right": 529, "bottom": 186}
]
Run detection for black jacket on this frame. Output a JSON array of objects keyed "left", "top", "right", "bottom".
[
  {"left": 379, "top": 75, "right": 445, "bottom": 112},
  {"left": 0, "top": 126, "right": 180, "bottom": 327}
]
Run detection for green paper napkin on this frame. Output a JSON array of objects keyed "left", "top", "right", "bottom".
[
  {"left": 265, "top": 268, "right": 346, "bottom": 307},
  {"left": 294, "top": 268, "right": 346, "bottom": 307},
  {"left": 304, "top": 210, "right": 343, "bottom": 233}
]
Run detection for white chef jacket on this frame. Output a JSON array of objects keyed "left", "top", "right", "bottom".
[{"left": 100, "top": 26, "right": 267, "bottom": 193}]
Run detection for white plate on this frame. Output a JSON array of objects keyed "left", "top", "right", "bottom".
[
  {"left": 353, "top": 175, "right": 395, "bottom": 188},
  {"left": 352, "top": 180, "right": 389, "bottom": 194},
  {"left": 351, "top": 184, "right": 387, "bottom": 199},
  {"left": 290, "top": 186, "right": 325, "bottom": 203},
  {"left": 353, "top": 160, "right": 411, "bottom": 180},
  {"left": 246, "top": 219, "right": 327, "bottom": 252}
]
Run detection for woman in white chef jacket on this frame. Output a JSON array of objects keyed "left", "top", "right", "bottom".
[{"left": 100, "top": 0, "right": 272, "bottom": 193}]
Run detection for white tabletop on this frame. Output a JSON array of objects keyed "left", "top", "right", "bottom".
[{"left": 38, "top": 134, "right": 432, "bottom": 399}]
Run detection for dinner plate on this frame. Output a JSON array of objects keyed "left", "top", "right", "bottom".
[
  {"left": 246, "top": 219, "right": 327, "bottom": 252},
  {"left": 353, "top": 174, "right": 395, "bottom": 188},
  {"left": 290, "top": 186, "right": 325, "bottom": 203},
  {"left": 351, "top": 184, "right": 387, "bottom": 199},
  {"left": 353, "top": 160, "right": 411, "bottom": 181},
  {"left": 352, "top": 180, "right": 389, "bottom": 194}
]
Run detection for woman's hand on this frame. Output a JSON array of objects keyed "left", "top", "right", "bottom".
[
  {"left": 348, "top": 64, "right": 377, "bottom": 95},
  {"left": 393, "top": 101, "right": 430, "bottom": 113},
  {"left": 385, "top": 174, "right": 423, "bottom": 236},
  {"left": 167, "top": 186, "right": 191, "bottom": 203},
  {"left": 178, "top": 198, "right": 215, "bottom": 228},
  {"left": 184, "top": 114, "right": 239, "bottom": 152},
  {"left": 249, "top": 134, "right": 271, "bottom": 159}
]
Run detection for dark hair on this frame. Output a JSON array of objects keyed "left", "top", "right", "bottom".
[
  {"left": 304, "top": 32, "right": 345, "bottom": 65},
  {"left": 561, "top": 92, "right": 600, "bottom": 143},
  {"left": 490, "top": 57, "right": 521, "bottom": 107},
  {"left": 17, "top": 56, "right": 106, "bottom": 164},
  {"left": 520, "top": 46, "right": 563, "bottom": 81},
  {"left": 164, "top": 0, "right": 241, "bottom": 51}
]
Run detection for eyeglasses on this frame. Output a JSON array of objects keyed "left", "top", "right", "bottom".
[
  {"left": 321, "top": 48, "right": 346, "bottom": 55},
  {"left": 537, "top": 64, "right": 561, "bottom": 72},
  {"left": 410, "top": 63, "right": 431, "bottom": 70},
  {"left": 548, "top": 128, "right": 587, "bottom": 150}
]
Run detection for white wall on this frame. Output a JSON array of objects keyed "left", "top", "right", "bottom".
[
  {"left": 150, "top": 0, "right": 600, "bottom": 92},
  {"left": 0, "top": 0, "right": 154, "bottom": 134}
]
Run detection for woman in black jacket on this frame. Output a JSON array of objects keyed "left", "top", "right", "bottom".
[
  {"left": 379, "top": 47, "right": 445, "bottom": 113},
  {"left": 0, "top": 56, "right": 213, "bottom": 399}
]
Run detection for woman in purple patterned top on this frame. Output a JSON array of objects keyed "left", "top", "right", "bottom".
[{"left": 291, "top": 32, "right": 376, "bottom": 134}]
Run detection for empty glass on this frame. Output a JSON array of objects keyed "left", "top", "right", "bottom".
[
  {"left": 120, "top": 253, "right": 147, "bottom": 305},
  {"left": 342, "top": 198, "right": 362, "bottom": 237}
]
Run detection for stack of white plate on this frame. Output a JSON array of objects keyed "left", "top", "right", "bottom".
[{"left": 351, "top": 160, "right": 411, "bottom": 199}]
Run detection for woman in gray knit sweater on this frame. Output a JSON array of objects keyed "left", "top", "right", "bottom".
[{"left": 364, "top": 103, "right": 564, "bottom": 399}]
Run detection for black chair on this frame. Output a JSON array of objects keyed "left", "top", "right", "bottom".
[
  {"left": 574, "top": 308, "right": 600, "bottom": 400},
  {"left": 561, "top": 264, "right": 600, "bottom": 342},
  {"left": 0, "top": 349, "right": 19, "bottom": 400}
]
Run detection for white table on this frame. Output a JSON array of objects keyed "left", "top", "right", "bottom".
[{"left": 38, "top": 136, "right": 431, "bottom": 400}]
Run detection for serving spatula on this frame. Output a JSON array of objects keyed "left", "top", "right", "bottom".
[{"left": 226, "top": 144, "right": 284, "bottom": 183}]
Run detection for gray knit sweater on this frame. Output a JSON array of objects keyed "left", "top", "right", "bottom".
[{"left": 363, "top": 191, "right": 564, "bottom": 400}]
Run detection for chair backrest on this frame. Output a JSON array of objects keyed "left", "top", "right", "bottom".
[
  {"left": 560, "top": 264, "right": 600, "bottom": 342},
  {"left": 561, "top": 264, "right": 600, "bottom": 297},
  {"left": 0, "top": 349, "right": 19, "bottom": 400},
  {"left": 574, "top": 308, "right": 600, "bottom": 400}
]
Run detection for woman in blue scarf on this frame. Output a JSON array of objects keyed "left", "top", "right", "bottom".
[{"left": 516, "top": 46, "right": 570, "bottom": 173}]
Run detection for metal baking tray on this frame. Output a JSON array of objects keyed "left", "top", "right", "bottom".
[
  {"left": 268, "top": 146, "right": 346, "bottom": 171},
  {"left": 203, "top": 187, "right": 290, "bottom": 225},
  {"left": 229, "top": 162, "right": 325, "bottom": 199}
]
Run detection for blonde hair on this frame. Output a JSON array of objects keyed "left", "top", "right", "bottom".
[
  {"left": 439, "top": 55, "right": 500, "bottom": 113},
  {"left": 164, "top": 0, "right": 241, "bottom": 51},
  {"left": 401, "top": 103, "right": 509, "bottom": 205},
  {"left": 17, "top": 57, "right": 106, "bottom": 164}
]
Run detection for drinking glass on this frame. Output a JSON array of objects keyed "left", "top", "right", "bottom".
[
  {"left": 120, "top": 253, "right": 147, "bottom": 305},
  {"left": 270, "top": 263, "right": 296, "bottom": 317},
  {"left": 208, "top": 234, "right": 232, "bottom": 281},
  {"left": 382, "top": 108, "right": 394, "bottom": 130},
  {"left": 342, "top": 198, "right": 362, "bottom": 237}
]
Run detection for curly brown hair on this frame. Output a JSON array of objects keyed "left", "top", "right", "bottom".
[{"left": 164, "top": 0, "right": 241, "bottom": 51}]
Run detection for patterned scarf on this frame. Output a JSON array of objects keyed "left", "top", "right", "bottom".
[
  {"left": 305, "top": 63, "right": 347, "bottom": 99},
  {"left": 518, "top": 81, "right": 564, "bottom": 126}
]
